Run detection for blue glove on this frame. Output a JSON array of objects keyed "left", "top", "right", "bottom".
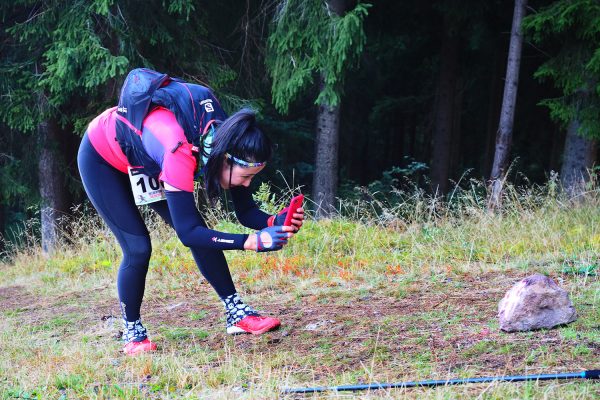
[
  {"left": 273, "top": 212, "right": 287, "bottom": 226},
  {"left": 268, "top": 206, "right": 304, "bottom": 231},
  {"left": 256, "top": 226, "right": 288, "bottom": 252},
  {"left": 268, "top": 206, "right": 289, "bottom": 227}
]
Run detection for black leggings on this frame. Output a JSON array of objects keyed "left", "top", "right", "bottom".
[{"left": 77, "top": 134, "right": 236, "bottom": 321}]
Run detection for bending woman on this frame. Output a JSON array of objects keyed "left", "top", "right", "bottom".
[{"left": 78, "top": 104, "right": 304, "bottom": 356}]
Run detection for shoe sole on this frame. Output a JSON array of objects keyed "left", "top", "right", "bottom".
[
  {"left": 226, "top": 323, "right": 281, "bottom": 335},
  {"left": 123, "top": 344, "right": 157, "bottom": 356}
]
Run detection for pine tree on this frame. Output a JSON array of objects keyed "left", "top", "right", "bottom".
[
  {"left": 266, "top": 0, "right": 370, "bottom": 217},
  {"left": 522, "top": 0, "right": 600, "bottom": 196},
  {"left": 1, "top": 1, "right": 130, "bottom": 254},
  {"left": 0, "top": 0, "right": 232, "bottom": 253},
  {"left": 488, "top": 0, "right": 528, "bottom": 209}
]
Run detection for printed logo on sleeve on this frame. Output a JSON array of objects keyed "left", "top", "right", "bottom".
[{"left": 212, "top": 236, "right": 234, "bottom": 244}]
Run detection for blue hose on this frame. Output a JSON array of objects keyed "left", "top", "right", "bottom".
[{"left": 282, "top": 370, "right": 600, "bottom": 394}]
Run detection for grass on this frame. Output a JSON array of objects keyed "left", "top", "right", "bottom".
[{"left": 0, "top": 181, "right": 599, "bottom": 399}]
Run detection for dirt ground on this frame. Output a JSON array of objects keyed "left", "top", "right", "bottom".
[{"left": 2, "top": 270, "right": 597, "bottom": 385}]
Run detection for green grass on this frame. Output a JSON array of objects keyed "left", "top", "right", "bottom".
[
  {"left": 1, "top": 183, "right": 599, "bottom": 399},
  {"left": 161, "top": 327, "right": 210, "bottom": 341},
  {"left": 188, "top": 310, "right": 208, "bottom": 320}
]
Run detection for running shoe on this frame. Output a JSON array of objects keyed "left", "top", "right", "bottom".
[
  {"left": 123, "top": 338, "right": 157, "bottom": 356},
  {"left": 227, "top": 315, "right": 281, "bottom": 335}
]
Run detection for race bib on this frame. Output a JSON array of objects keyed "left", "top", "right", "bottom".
[{"left": 128, "top": 167, "right": 166, "bottom": 206}]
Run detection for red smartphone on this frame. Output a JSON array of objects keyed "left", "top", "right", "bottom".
[{"left": 283, "top": 194, "right": 304, "bottom": 226}]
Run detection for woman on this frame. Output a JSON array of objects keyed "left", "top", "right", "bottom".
[{"left": 78, "top": 92, "right": 304, "bottom": 356}]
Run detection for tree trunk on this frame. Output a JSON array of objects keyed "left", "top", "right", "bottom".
[
  {"left": 409, "top": 113, "right": 416, "bottom": 158},
  {"left": 450, "top": 78, "right": 464, "bottom": 177},
  {"left": 488, "top": 0, "right": 527, "bottom": 209},
  {"left": 312, "top": 0, "right": 346, "bottom": 218},
  {"left": 38, "top": 94, "right": 66, "bottom": 256},
  {"left": 0, "top": 203, "right": 5, "bottom": 253},
  {"left": 359, "top": 126, "right": 369, "bottom": 185},
  {"left": 313, "top": 74, "right": 341, "bottom": 218},
  {"left": 103, "top": 4, "right": 120, "bottom": 104},
  {"left": 483, "top": 46, "right": 504, "bottom": 178},
  {"left": 430, "top": 14, "right": 459, "bottom": 195},
  {"left": 560, "top": 119, "right": 598, "bottom": 197},
  {"left": 394, "top": 115, "right": 404, "bottom": 167},
  {"left": 326, "top": 0, "right": 347, "bottom": 15},
  {"left": 549, "top": 125, "right": 564, "bottom": 172}
]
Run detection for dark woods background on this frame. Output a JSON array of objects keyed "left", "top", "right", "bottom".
[{"left": 1, "top": 0, "right": 599, "bottom": 251}]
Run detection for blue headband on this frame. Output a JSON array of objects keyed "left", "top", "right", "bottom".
[{"left": 225, "top": 153, "right": 266, "bottom": 168}]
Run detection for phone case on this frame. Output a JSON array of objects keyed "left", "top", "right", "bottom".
[{"left": 284, "top": 194, "right": 304, "bottom": 226}]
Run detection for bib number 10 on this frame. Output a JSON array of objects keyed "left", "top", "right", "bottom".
[
  {"left": 128, "top": 167, "right": 166, "bottom": 206},
  {"left": 136, "top": 175, "right": 161, "bottom": 192}
]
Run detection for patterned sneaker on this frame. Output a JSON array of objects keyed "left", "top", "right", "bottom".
[
  {"left": 123, "top": 338, "right": 157, "bottom": 356},
  {"left": 226, "top": 315, "right": 281, "bottom": 335}
]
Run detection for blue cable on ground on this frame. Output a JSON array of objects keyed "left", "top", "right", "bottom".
[{"left": 281, "top": 370, "right": 600, "bottom": 394}]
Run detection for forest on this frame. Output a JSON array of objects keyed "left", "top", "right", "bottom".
[
  {"left": 1, "top": 0, "right": 599, "bottom": 251},
  {"left": 1, "top": 2, "right": 599, "bottom": 398}
]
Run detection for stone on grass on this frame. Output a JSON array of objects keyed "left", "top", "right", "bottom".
[{"left": 498, "top": 273, "right": 577, "bottom": 332}]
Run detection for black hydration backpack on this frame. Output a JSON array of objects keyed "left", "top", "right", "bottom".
[{"left": 114, "top": 68, "right": 227, "bottom": 177}]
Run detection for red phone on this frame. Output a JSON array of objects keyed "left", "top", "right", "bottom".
[{"left": 283, "top": 194, "right": 304, "bottom": 226}]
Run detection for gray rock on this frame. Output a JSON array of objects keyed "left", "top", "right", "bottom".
[{"left": 498, "top": 274, "right": 577, "bottom": 332}]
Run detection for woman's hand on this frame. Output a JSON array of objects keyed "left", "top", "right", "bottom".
[
  {"left": 287, "top": 207, "right": 304, "bottom": 231},
  {"left": 244, "top": 225, "right": 295, "bottom": 252},
  {"left": 271, "top": 207, "right": 305, "bottom": 232}
]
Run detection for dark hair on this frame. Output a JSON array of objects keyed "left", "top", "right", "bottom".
[{"left": 204, "top": 108, "right": 272, "bottom": 202}]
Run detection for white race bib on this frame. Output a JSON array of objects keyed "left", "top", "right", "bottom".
[{"left": 128, "top": 167, "right": 166, "bottom": 206}]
